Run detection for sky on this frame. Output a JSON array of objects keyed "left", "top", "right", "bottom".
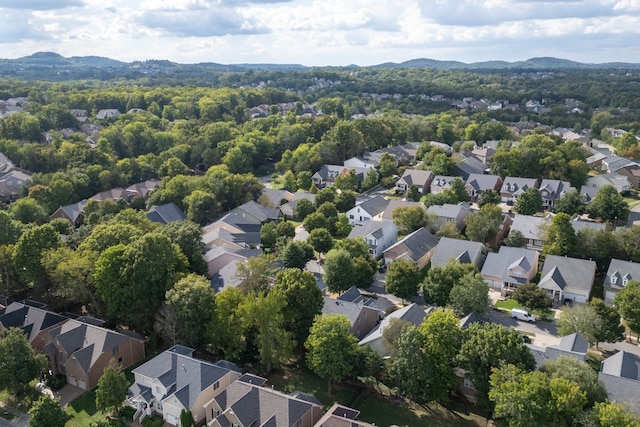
[{"left": 1, "top": 0, "right": 640, "bottom": 66}]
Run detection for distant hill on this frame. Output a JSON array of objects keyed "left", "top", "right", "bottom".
[{"left": 0, "top": 52, "right": 638, "bottom": 81}]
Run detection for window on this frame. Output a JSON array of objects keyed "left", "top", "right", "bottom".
[
  {"left": 112, "top": 345, "right": 119, "bottom": 355},
  {"left": 118, "top": 357, "right": 123, "bottom": 363},
  {"left": 349, "top": 214, "right": 354, "bottom": 219},
  {"left": 214, "top": 381, "right": 220, "bottom": 390},
  {"left": 623, "top": 276, "right": 630, "bottom": 287},
  {"left": 610, "top": 274, "right": 618, "bottom": 285},
  {"left": 155, "top": 386, "right": 161, "bottom": 394},
  {"left": 464, "top": 378, "right": 475, "bottom": 390}
]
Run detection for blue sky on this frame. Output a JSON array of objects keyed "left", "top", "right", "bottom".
[{"left": 1, "top": 0, "right": 639, "bottom": 66}]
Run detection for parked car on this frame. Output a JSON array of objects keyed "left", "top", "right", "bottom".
[{"left": 511, "top": 308, "right": 536, "bottom": 322}]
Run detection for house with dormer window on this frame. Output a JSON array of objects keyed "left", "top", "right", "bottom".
[
  {"left": 538, "top": 179, "right": 574, "bottom": 208},
  {"left": 481, "top": 246, "right": 539, "bottom": 294},
  {"left": 500, "top": 177, "right": 538, "bottom": 203},
  {"left": 127, "top": 345, "right": 242, "bottom": 426},
  {"left": 604, "top": 259, "right": 640, "bottom": 305}
]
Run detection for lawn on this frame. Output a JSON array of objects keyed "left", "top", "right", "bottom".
[
  {"left": 494, "top": 298, "right": 522, "bottom": 310},
  {"left": 352, "top": 394, "right": 486, "bottom": 427},
  {"left": 586, "top": 351, "right": 604, "bottom": 373},
  {"left": 268, "top": 368, "right": 487, "bottom": 427}
]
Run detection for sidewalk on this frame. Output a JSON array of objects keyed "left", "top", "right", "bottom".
[{"left": 0, "top": 402, "right": 29, "bottom": 427}]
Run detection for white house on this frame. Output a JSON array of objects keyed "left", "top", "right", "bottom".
[
  {"left": 347, "top": 221, "right": 398, "bottom": 259},
  {"left": 346, "top": 196, "right": 389, "bottom": 226}
]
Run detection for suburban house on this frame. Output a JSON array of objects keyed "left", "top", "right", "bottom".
[
  {"left": 0, "top": 155, "right": 32, "bottom": 202},
  {"left": 313, "top": 403, "right": 376, "bottom": 427},
  {"left": 470, "top": 147, "right": 495, "bottom": 164},
  {"left": 347, "top": 221, "right": 398, "bottom": 259},
  {"left": 146, "top": 203, "right": 187, "bottom": 225},
  {"left": 394, "top": 169, "right": 434, "bottom": 194},
  {"left": 205, "top": 373, "right": 323, "bottom": 426},
  {"left": 346, "top": 195, "right": 389, "bottom": 226},
  {"left": 538, "top": 255, "right": 596, "bottom": 305},
  {"left": 509, "top": 215, "right": 550, "bottom": 251},
  {"left": 598, "top": 351, "right": 640, "bottom": 415},
  {"left": 0, "top": 301, "right": 67, "bottom": 346},
  {"left": 127, "top": 345, "right": 242, "bottom": 426},
  {"left": 427, "top": 202, "right": 472, "bottom": 231},
  {"left": 464, "top": 174, "right": 502, "bottom": 200},
  {"left": 430, "top": 175, "right": 457, "bottom": 195},
  {"left": 481, "top": 246, "right": 539, "bottom": 294},
  {"left": 571, "top": 218, "right": 606, "bottom": 234},
  {"left": 538, "top": 179, "right": 573, "bottom": 208},
  {"left": 321, "top": 297, "right": 379, "bottom": 340},
  {"left": 604, "top": 259, "right": 640, "bottom": 305},
  {"left": 430, "top": 237, "right": 485, "bottom": 269},
  {"left": 453, "top": 155, "right": 487, "bottom": 180},
  {"left": 280, "top": 192, "right": 316, "bottom": 219},
  {"left": 126, "top": 179, "right": 161, "bottom": 200},
  {"left": 202, "top": 211, "right": 263, "bottom": 249},
  {"left": 344, "top": 153, "right": 382, "bottom": 169},
  {"left": 358, "top": 303, "right": 431, "bottom": 357},
  {"left": 500, "top": 177, "right": 538, "bottom": 203},
  {"left": 205, "top": 247, "right": 264, "bottom": 292},
  {"left": 95, "top": 109, "right": 121, "bottom": 120},
  {"left": 89, "top": 187, "right": 128, "bottom": 203},
  {"left": 383, "top": 227, "right": 439, "bottom": 269},
  {"left": 50, "top": 199, "right": 88, "bottom": 227},
  {"left": 377, "top": 200, "right": 426, "bottom": 223},
  {"left": 614, "top": 163, "right": 640, "bottom": 190},
  {"left": 526, "top": 333, "right": 589, "bottom": 368},
  {"left": 260, "top": 188, "right": 294, "bottom": 207},
  {"left": 230, "top": 200, "right": 280, "bottom": 224},
  {"left": 41, "top": 319, "right": 145, "bottom": 391},
  {"left": 376, "top": 143, "right": 420, "bottom": 165},
  {"left": 583, "top": 174, "right": 632, "bottom": 194},
  {"left": 312, "top": 165, "right": 370, "bottom": 188}
]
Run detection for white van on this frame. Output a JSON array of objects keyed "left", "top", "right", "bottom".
[{"left": 511, "top": 308, "right": 536, "bottom": 323}]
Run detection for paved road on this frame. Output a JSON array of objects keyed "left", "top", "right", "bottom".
[
  {"left": 483, "top": 309, "right": 561, "bottom": 346},
  {"left": 0, "top": 406, "right": 29, "bottom": 427}
]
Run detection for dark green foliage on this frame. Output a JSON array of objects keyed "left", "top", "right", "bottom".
[{"left": 512, "top": 283, "right": 553, "bottom": 311}]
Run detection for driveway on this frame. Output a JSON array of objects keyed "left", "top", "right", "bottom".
[
  {"left": 483, "top": 309, "right": 561, "bottom": 347},
  {"left": 55, "top": 384, "right": 85, "bottom": 407}
]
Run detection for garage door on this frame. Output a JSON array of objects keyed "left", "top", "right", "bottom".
[
  {"left": 165, "top": 413, "right": 178, "bottom": 426},
  {"left": 77, "top": 380, "right": 86, "bottom": 390},
  {"left": 67, "top": 376, "right": 77, "bottom": 386}
]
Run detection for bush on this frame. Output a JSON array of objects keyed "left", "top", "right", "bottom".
[
  {"left": 46, "top": 374, "right": 67, "bottom": 391},
  {"left": 142, "top": 416, "right": 164, "bottom": 427},
  {"left": 119, "top": 406, "right": 135, "bottom": 419}
]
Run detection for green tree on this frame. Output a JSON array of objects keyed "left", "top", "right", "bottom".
[
  {"left": 8, "top": 197, "right": 48, "bottom": 224},
  {"left": 335, "top": 169, "right": 360, "bottom": 192},
  {"left": 273, "top": 268, "right": 323, "bottom": 346},
  {"left": 166, "top": 274, "right": 216, "bottom": 348},
  {"left": 180, "top": 410, "right": 195, "bottom": 427},
  {"left": 305, "top": 314, "right": 360, "bottom": 396},
  {"left": 303, "top": 212, "right": 328, "bottom": 233},
  {"left": 95, "top": 360, "right": 129, "bottom": 414},
  {"left": 389, "top": 309, "right": 463, "bottom": 405},
  {"left": 448, "top": 272, "right": 490, "bottom": 315},
  {"left": 241, "top": 291, "right": 294, "bottom": 373},
  {"left": 555, "top": 190, "right": 586, "bottom": 215},
  {"left": 489, "top": 364, "right": 586, "bottom": 427},
  {"left": 362, "top": 168, "right": 379, "bottom": 190},
  {"left": 614, "top": 279, "right": 640, "bottom": 337},
  {"left": 378, "top": 153, "right": 397, "bottom": 178},
  {"left": 160, "top": 220, "right": 207, "bottom": 275},
  {"left": 41, "top": 247, "right": 96, "bottom": 309},
  {"left": 281, "top": 240, "right": 314, "bottom": 269},
  {"left": 94, "top": 233, "right": 188, "bottom": 330},
  {"left": 260, "top": 221, "right": 277, "bottom": 249},
  {"left": 590, "top": 298, "right": 624, "bottom": 345},
  {"left": 557, "top": 304, "right": 602, "bottom": 347},
  {"left": 544, "top": 212, "right": 577, "bottom": 256},
  {"left": 294, "top": 198, "right": 314, "bottom": 221},
  {"left": 324, "top": 249, "right": 355, "bottom": 294},
  {"left": 449, "top": 178, "right": 470, "bottom": 203},
  {"left": 275, "top": 221, "right": 296, "bottom": 240},
  {"left": 12, "top": 224, "right": 60, "bottom": 290},
  {"left": 464, "top": 204, "right": 503, "bottom": 246},
  {"left": 334, "top": 190, "right": 356, "bottom": 212},
  {"left": 392, "top": 205, "right": 427, "bottom": 235},
  {"left": 0, "top": 211, "right": 21, "bottom": 245},
  {"left": 478, "top": 189, "right": 501, "bottom": 208},
  {"left": 209, "top": 287, "right": 247, "bottom": 359},
  {"left": 28, "top": 396, "right": 69, "bottom": 427},
  {"left": 458, "top": 323, "right": 536, "bottom": 410},
  {"left": 589, "top": 185, "right": 629, "bottom": 223},
  {"left": 296, "top": 171, "right": 312, "bottom": 192},
  {"left": 504, "top": 230, "right": 526, "bottom": 247},
  {"left": 307, "top": 228, "right": 334, "bottom": 259},
  {"left": 352, "top": 256, "right": 375, "bottom": 288},
  {"left": 542, "top": 356, "right": 607, "bottom": 407},
  {"left": 0, "top": 327, "right": 47, "bottom": 394},
  {"left": 513, "top": 187, "right": 543, "bottom": 215},
  {"left": 385, "top": 260, "right": 420, "bottom": 302},
  {"left": 590, "top": 401, "right": 640, "bottom": 427},
  {"left": 512, "top": 283, "right": 553, "bottom": 312},
  {"left": 234, "top": 253, "right": 278, "bottom": 294},
  {"left": 422, "top": 259, "right": 476, "bottom": 306}
]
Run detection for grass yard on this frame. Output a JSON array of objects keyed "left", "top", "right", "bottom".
[
  {"left": 352, "top": 394, "right": 486, "bottom": 427},
  {"left": 494, "top": 298, "right": 521, "bottom": 310},
  {"left": 268, "top": 368, "right": 487, "bottom": 427},
  {"left": 65, "top": 389, "right": 109, "bottom": 427},
  {"left": 586, "top": 351, "right": 604, "bottom": 373},
  {"left": 623, "top": 197, "right": 640, "bottom": 209}
]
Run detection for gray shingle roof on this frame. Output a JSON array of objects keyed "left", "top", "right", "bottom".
[
  {"left": 383, "top": 227, "right": 439, "bottom": 263},
  {"left": 601, "top": 350, "right": 640, "bottom": 380},
  {"left": 347, "top": 220, "right": 397, "bottom": 240},
  {"left": 0, "top": 302, "right": 67, "bottom": 343},
  {"left": 359, "top": 303, "right": 428, "bottom": 347},
  {"left": 510, "top": 215, "right": 549, "bottom": 241},
  {"left": 431, "top": 237, "right": 484, "bottom": 268},
  {"left": 397, "top": 169, "right": 433, "bottom": 187},
  {"left": 146, "top": 202, "right": 186, "bottom": 224},
  {"left": 355, "top": 195, "right": 389, "bottom": 217},
  {"left": 539, "top": 255, "right": 596, "bottom": 298},
  {"left": 481, "top": 246, "right": 538, "bottom": 285},
  {"left": 501, "top": 177, "right": 538, "bottom": 196},
  {"left": 606, "top": 258, "right": 640, "bottom": 291},
  {"left": 552, "top": 333, "right": 588, "bottom": 354},
  {"left": 465, "top": 174, "right": 501, "bottom": 192}
]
